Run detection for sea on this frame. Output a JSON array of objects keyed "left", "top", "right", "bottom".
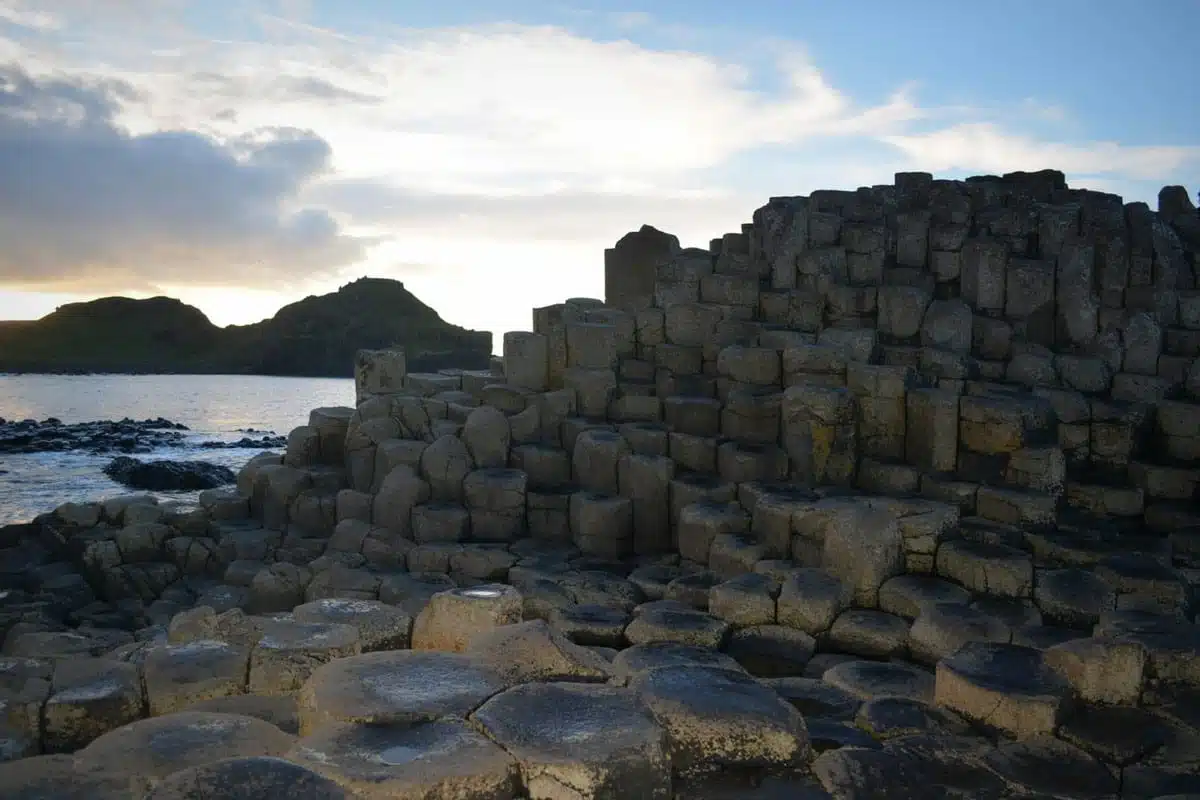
[{"left": 0, "top": 374, "right": 355, "bottom": 525}]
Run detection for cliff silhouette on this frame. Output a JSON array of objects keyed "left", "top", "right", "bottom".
[{"left": 0, "top": 278, "right": 492, "bottom": 377}]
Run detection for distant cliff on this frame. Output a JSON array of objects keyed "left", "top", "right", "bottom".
[{"left": 0, "top": 278, "right": 493, "bottom": 377}]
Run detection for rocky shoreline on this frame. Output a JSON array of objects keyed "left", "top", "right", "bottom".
[
  {"left": 1, "top": 170, "right": 1198, "bottom": 798},
  {"left": 0, "top": 417, "right": 286, "bottom": 455}
]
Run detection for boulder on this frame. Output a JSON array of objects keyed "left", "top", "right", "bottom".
[{"left": 104, "top": 456, "right": 235, "bottom": 491}]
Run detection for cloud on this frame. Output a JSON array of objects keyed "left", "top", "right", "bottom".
[
  {"left": 0, "top": 6, "right": 1194, "bottom": 339},
  {"left": 309, "top": 179, "right": 753, "bottom": 244},
  {"left": 0, "top": 3, "right": 61, "bottom": 31},
  {"left": 53, "top": 21, "right": 922, "bottom": 188},
  {"left": 882, "top": 123, "right": 1200, "bottom": 182},
  {"left": 0, "top": 65, "right": 367, "bottom": 291}
]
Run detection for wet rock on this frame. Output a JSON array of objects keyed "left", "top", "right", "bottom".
[
  {"left": 103, "top": 456, "right": 236, "bottom": 491},
  {"left": 0, "top": 417, "right": 189, "bottom": 455}
]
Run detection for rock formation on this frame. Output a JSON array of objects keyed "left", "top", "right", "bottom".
[
  {"left": 1, "top": 169, "right": 1198, "bottom": 798},
  {"left": 0, "top": 277, "right": 492, "bottom": 377}
]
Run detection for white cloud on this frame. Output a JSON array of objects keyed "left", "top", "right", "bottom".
[
  {"left": 0, "top": 5, "right": 1195, "bottom": 340},
  {"left": 882, "top": 122, "right": 1200, "bottom": 181},
  {"left": 0, "top": 3, "right": 61, "bottom": 31}
]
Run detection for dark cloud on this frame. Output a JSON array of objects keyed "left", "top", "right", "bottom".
[{"left": 0, "top": 65, "right": 367, "bottom": 290}]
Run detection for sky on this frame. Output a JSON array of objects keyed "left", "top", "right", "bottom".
[{"left": 0, "top": 0, "right": 1197, "bottom": 348}]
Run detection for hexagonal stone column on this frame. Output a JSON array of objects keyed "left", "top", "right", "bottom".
[
  {"left": 43, "top": 657, "right": 145, "bottom": 753},
  {"left": 0, "top": 754, "right": 130, "bottom": 799},
  {"left": 630, "top": 664, "right": 811, "bottom": 776},
  {"left": 472, "top": 682, "right": 670, "bottom": 798},
  {"left": 249, "top": 620, "right": 362, "bottom": 696},
  {"left": 74, "top": 711, "right": 295, "bottom": 795},
  {"left": 293, "top": 598, "right": 413, "bottom": 652},
  {"left": 142, "top": 640, "right": 251, "bottom": 716},
  {"left": 934, "top": 641, "right": 1071, "bottom": 738},
  {"left": 411, "top": 584, "right": 523, "bottom": 653},
  {"left": 289, "top": 717, "right": 518, "bottom": 799},
  {"left": 297, "top": 650, "right": 507, "bottom": 736},
  {"left": 145, "top": 756, "right": 350, "bottom": 799}
]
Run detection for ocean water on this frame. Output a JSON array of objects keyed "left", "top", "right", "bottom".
[{"left": 0, "top": 374, "right": 355, "bottom": 525}]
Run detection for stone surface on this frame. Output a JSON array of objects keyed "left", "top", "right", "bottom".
[
  {"left": 288, "top": 717, "right": 519, "bottom": 799},
  {"left": 631, "top": 664, "right": 811, "bottom": 776},
  {"left": 297, "top": 650, "right": 507, "bottom": 735},
  {"left": 472, "top": 682, "right": 671, "bottom": 799},
  {"left": 144, "top": 757, "right": 351, "bottom": 799},
  {"left": 411, "top": 584, "right": 523, "bottom": 653},
  {"left": 934, "top": 641, "right": 1071, "bottom": 738},
  {"left": 75, "top": 711, "right": 296, "bottom": 795}
]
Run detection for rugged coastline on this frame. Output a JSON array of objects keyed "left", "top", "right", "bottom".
[
  {"left": 0, "top": 277, "right": 493, "bottom": 378},
  {"left": 0, "top": 417, "right": 286, "bottom": 455},
  {"left": 0, "top": 170, "right": 1197, "bottom": 798}
]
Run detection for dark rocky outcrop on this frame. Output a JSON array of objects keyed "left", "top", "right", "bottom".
[
  {"left": 0, "top": 418, "right": 285, "bottom": 455},
  {"left": 102, "top": 457, "right": 236, "bottom": 491},
  {"left": 0, "top": 418, "right": 189, "bottom": 454}
]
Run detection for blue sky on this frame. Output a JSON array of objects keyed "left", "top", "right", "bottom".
[{"left": 0, "top": 0, "right": 1196, "bottom": 343}]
